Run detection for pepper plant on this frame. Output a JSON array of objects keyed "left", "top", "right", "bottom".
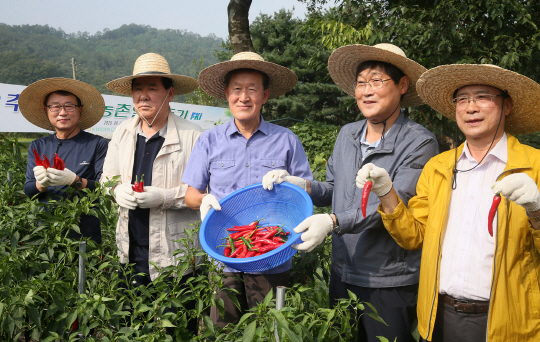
[{"left": 0, "top": 135, "right": 396, "bottom": 341}]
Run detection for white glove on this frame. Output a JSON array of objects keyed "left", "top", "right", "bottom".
[
  {"left": 292, "top": 214, "right": 334, "bottom": 252},
  {"left": 200, "top": 194, "right": 221, "bottom": 221},
  {"left": 47, "top": 167, "right": 77, "bottom": 187},
  {"left": 492, "top": 173, "right": 540, "bottom": 212},
  {"left": 262, "top": 170, "right": 306, "bottom": 191},
  {"left": 356, "top": 163, "right": 393, "bottom": 197},
  {"left": 34, "top": 165, "right": 51, "bottom": 188},
  {"left": 113, "top": 183, "right": 138, "bottom": 210},
  {"left": 134, "top": 186, "right": 165, "bottom": 209}
]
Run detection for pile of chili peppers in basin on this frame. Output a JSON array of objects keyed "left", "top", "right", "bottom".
[{"left": 219, "top": 219, "right": 289, "bottom": 258}]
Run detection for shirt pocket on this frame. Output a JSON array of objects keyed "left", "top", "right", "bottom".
[
  {"left": 210, "top": 159, "right": 235, "bottom": 186},
  {"left": 260, "top": 159, "right": 286, "bottom": 171}
]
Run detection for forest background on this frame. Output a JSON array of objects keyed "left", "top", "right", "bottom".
[{"left": 2, "top": 0, "right": 540, "bottom": 151}]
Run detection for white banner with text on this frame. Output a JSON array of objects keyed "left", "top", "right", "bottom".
[{"left": 0, "top": 82, "right": 232, "bottom": 134}]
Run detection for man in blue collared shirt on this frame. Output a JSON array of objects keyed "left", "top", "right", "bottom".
[{"left": 182, "top": 51, "right": 313, "bottom": 328}]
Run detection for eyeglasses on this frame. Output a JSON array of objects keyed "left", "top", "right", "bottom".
[
  {"left": 353, "top": 78, "right": 393, "bottom": 90},
  {"left": 46, "top": 104, "right": 81, "bottom": 113},
  {"left": 451, "top": 94, "right": 503, "bottom": 108}
]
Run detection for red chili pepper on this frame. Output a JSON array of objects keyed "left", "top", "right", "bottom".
[
  {"left": 229, "top": 244, "right": 245, "bottom": 258},
  {"left": 488, "top": 194, "right": 501, "bottom": 237},
  {"left": 238, "top": 246, "right": 248, "bottom": 258},
  {"left": 272, "top": 236, "right": 286, "bottom": 243},
  {"left": 223, "top": 246, "right": 231, "bottom": 257},
  {"left": 53, "top": 153, "right": 65, "bottom": 170},
  {"left": 139, "top": 174, "right": 145, "bottom": 192},
  {"left": 261, "top": 229, "right": 278, "bottom": 240},
  {"left": 255, "top": 238, "right": 283, "bottom": 247},
  {"left": 251, "top": 244, "right": 282, "bottom": 253},
  {"left": 245, "top": 250, "right": 257, "bottom": 258},
  {"left": 42, "top": 155, "right": 51, "bottom": 169},
  {"left": 133, "top": 175, "right": 140, "bottom": 193},
  {"left": 33, "top": 149, "right": 44, "bottom": 167},
  {"left": 362, "top": 177, "right": 373, "bottom": 218}
]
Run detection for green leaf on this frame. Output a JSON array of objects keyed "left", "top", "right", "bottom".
[
  {"left": 4, "top": 314, "right": 14, "bottom": 338},
  {"left": 27, "top": 306, "right": 41, "bottom": 329},
  {"left": 161, "top": 319, "right": 176, "bottom": 328},
  {"left": 66, "top": 311, "right": 77, "bottom": 329},
  {"left": 242, "top": 321, "right": 257, "bottom": 342},
  {"left": 97, "top": 304, "right": 106, "bottom": 318},
  {"left": 203, "top": 315, "right": 215, "bottom": 334}
]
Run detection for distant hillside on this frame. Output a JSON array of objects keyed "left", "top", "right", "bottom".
[{"left": 0, "top": 23, "right": 224, "bottom": 97}]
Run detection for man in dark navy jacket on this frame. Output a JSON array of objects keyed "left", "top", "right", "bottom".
[{"left": 20, "top": 78, "right": 107, "bottom": 243}]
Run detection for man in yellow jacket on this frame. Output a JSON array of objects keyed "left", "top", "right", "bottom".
[{"left": 356, "top": 64, "right": 540, "bottom": 342}]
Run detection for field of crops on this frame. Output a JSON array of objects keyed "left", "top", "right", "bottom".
[{"left": 0, "top": 135, "right": 395, "bottom": 341}]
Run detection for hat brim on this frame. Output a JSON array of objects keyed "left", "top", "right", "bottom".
[
  {"left": 197, "top": 59, "right": 298, "bottom": 100},
  {"left": 18, "top": 78, "right": 105, "bottom": 131},
  {"left": 328, "top": 44, "right": 427, "bottom": 108},
  {"left": 106, "top": 73, "right": 198, "bottom": 96},
  {"left": 416, "top": 64, "right": 540, "bottom": 135}
]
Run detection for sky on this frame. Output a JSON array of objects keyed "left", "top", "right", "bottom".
[{"left": 1, "top": 0, "right": 332, "bottom": 39}]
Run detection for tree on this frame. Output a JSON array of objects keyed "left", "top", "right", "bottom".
[
  {"left": 298, "top": 0, "right": 540, "bottom": 148},
  {"left": 227, "top": 0, "right": 255, "bottom": 54}
]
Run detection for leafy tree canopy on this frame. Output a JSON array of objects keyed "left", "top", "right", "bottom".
[{"left": 298, "top": 0, "right": 540, "bottom": 148}]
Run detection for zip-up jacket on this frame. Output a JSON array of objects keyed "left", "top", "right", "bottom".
[
  {"left": 310, "top": 112, "right": 439, "bottom": 287},
  {"left": 101, "top": 113, "right": 203, "bottom": 280},
  {"left": 379, "top": 134, "right": 540, "bottom": 341}
]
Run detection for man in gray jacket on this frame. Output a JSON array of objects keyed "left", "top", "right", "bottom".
[{"left": 263, "top": 44, "right": 439, "bottom": 341}]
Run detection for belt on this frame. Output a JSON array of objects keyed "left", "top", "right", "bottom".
[{"left": 440, "top": 294, "right": 490, "bottom": 314}]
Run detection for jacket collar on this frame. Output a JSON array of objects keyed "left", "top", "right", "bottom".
[
  {"left": 434, "top": 134, "right": 531, "bottom": 179},
  {"left": 127, "top": 112, "right": 181, "bottom": 153},
  {"left": 347, "top": 111, "right": 407, "bottom": 153}
]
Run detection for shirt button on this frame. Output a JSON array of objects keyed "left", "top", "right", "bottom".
[
  {"left": 245, "top": 184, "right": 248, "bottom": 187},
  {"left": 271, "top": 162, "right": 274, "bottom": 166},
  {"left": 246, "top": 163, "right": 249, "bottom": 167},
  {"left": 221, "top": 163, "right": 224, "bottom": 167},
  {"left": 247, "top": 143, "right": 250, "bottom": 147}
]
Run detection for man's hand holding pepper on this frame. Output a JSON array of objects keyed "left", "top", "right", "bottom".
[
  {"left": 134, "top": 186, "right": 166, "bottom": 209},
  {"left": 113, "top": 183, "right": 137, "bottom": 210},
  {"left": 356, "top": 163, "right": 393, "bottom": 197},
  {"left": 34, "top": 165, "right": 51, "bottom": 190},
  {"left": 47, "top": 167, "right": 77, "bottom": 187},
  {"left": 492, "top": 173, "right": 540, "bottom": 213},
  {"left": 262, "top": 170, "right": 307, "bottom": 191}
]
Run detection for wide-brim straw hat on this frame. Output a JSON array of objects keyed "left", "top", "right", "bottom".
[
  {"left": 19, "top": 78, "right": 105, "bottom": 131},
  {"left": 106, "top": 53, "right": 198, "bottom": 96},
  {"left": 328, "top": 43, "right": 427, "bottom": 107},
  {"left": 197, "top": 51, "right": 298, "bottom": 100},
  {"left": 416, "top": 64, "right": 540, "bottom": 135}
]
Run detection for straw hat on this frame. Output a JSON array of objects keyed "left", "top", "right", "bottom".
[
  {"left": 18, "top": 78, "right": 105, "bottom": 131},
  {"left": 106, "top": 53, "right": 198, "bottom": 96},
  {"left": 197, "top": 51, "right": 298, "bottom": 100},
  {"left": 416, "top": 64, "right": 540, "bottom": 135},
  {"left": 327, "top": 43, "right": 427, "bottom": 107}
]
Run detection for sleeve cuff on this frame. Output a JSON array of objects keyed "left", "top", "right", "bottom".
[{"left": 377, "top": 197, "right": 406, "bottom": 220}]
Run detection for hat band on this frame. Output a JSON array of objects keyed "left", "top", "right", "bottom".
[{"left": 135, "top": 71, "right": 168, "bottom": 76}]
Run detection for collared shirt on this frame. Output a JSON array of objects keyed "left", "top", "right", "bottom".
[
  {"left": 128, "top": 123, "right": 167, "bottom": 245},
  {"left": 439, "top": 133, "right": 508, "bottom": 301},
  {"left": 182, "top": 117, "right": 313, "bottom": 273},
  {"left": 359, "top": 124, "right": 392, "bottom": 162}
]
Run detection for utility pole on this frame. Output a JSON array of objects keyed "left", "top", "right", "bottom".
[{"left": 72, "top": 58, "right": 77, "bottom": 80}]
